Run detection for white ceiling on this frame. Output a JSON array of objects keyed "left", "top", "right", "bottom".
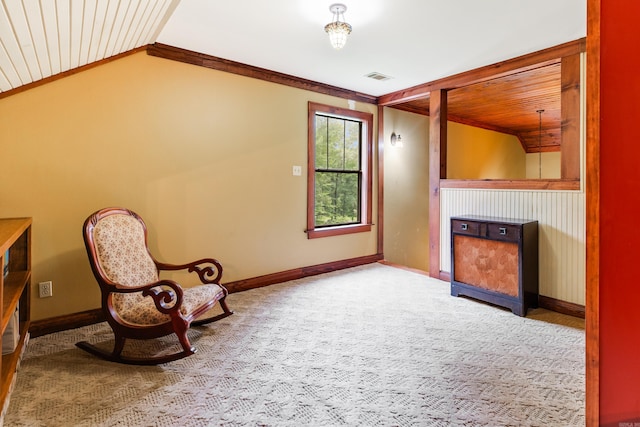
[{"left": 1, "top": 0, "right": 586, "bottom": 98}]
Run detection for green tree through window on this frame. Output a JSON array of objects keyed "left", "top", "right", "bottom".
[
  {"left": 314, "top": 115, "right": 361, "bottom": 226},
  {"left": 307, "top": 102, "right": 373, "bottom": 239}
]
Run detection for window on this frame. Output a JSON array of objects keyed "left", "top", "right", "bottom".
[{"left": 307, "top": 102, "right": 373, "bottom": 239}]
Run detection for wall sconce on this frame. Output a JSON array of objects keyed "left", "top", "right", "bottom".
[{"left": 390, "top": 132, "right": 403, "bottom": 148}]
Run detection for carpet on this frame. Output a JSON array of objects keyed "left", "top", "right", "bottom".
[{"left": 4, "top": 263, "right": 585, "bottom": 426}]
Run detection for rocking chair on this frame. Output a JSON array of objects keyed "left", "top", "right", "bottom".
[{"left": 76, "top": 207, "right": 233, "bottom": 365}]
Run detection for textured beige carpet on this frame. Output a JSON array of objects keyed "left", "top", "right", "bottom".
[{"left": 5, "top": 263, "right": 585, "bottom": 426}]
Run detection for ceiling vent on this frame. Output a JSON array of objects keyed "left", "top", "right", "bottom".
[{"left": 365, "top": 72, "right": 392, "bottom": 81}]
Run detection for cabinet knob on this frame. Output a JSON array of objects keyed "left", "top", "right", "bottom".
[
  {"left": 461, "top": 223, "right": 468, "bottom": 231},
  {"left": 499, "top": 227, "right": 507, "bottom": 235}
]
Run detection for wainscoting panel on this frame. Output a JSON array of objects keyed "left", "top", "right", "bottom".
[{"left": 440, "top": 188, "right": 585, "bottom": 305}]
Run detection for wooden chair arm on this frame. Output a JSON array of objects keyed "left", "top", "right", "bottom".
[
  {"left": 111, "top": 280, "right": 185, "bottom": 315},
  {"left": 156, "top": 258, "right": 223, "bottom": 284}
]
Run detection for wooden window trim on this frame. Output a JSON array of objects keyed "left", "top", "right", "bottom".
[
  {"left": 307, "top": 102, "right": 373, "bottom": 239},
  {"left": 307, "top": 224, "right": 372, "bottom": 239}
]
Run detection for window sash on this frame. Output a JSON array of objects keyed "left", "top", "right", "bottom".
[
  {"left": 315, "top": 114, "right": 362, "bottom": 173},
  {"left": 314, "top": 170, "right": 362, "bottom": 228}
]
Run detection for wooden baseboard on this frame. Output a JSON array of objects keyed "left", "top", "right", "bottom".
[
  {"left": 439, "top": 271, "right": 451, "bottom": 282},
  {"left": 224, "top": 254, "right": 383, "bottom": 293},
  {"left": 29, "top": 309, "right": 105, "bottom": 338},
  {"left": 32, "top": 256, "right": 581, "bottom": 337},
  {"left": 28, "top": 253, "right": 384, "bottom": 337},
  {"left": 388, "top": 265, "right": 584, "bottom": 319},
  {"left": 538, "top": 295, "right": 585, "bottom": 318}
]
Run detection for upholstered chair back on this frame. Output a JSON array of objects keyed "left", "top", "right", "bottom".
[
  {"left": 92, "top": 214, "right": 158, "bottom": 286},
  {"left": 92, "top": 213, "right": 165, "bottom": 325}
]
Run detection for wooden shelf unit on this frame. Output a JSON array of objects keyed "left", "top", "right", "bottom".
[
  {"left": 0, "top": 218, "right": 31, "bottom": 417},
  {"left": 450, "top": 215, "right": 538, "bottom": 316}
]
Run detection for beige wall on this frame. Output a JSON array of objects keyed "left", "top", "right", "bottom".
[
  {"left": 382, "top": 108, "right": 430, "bottom": 271},
  {"left": 382, "top": 111, "right": 528, "bottom": 271},
  {"left": 447, "top": 122, "right": 526, "bottom": 179},
  {"left": 525, "top": 152, "right": 561, "bottom": 179},
  {"left": 0, "top": 52, "right": 378, "bottom": 320}
]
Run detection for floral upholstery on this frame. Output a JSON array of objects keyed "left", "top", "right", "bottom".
[
  {"left": 112, "top": 283, "right": 225, "bottom": 326},
  {"left": 93, "top": 214, "right": 158, "bottom": 287},
  {"left": 93, "top": 214, "right": 224, "bottom": 326}
]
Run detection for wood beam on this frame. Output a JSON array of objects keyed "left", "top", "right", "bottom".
[
  {"left": 561, "top": 53, "right": 582, "bottom": 180},
  {"left": 377, "top": 105, "right": 385, "bottom": 255},
  {"left": 147, "top": 43, "right": 378, "bottom": 105},
  {"left": 379, "top": 38, "right": 585, "bottom": 106},
  {"left": 429, "top": 89, "right": 447, "bottom": 277}
]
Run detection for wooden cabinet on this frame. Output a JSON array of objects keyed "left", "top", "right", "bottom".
[
  {"left": 0, "top": 218, "right": 31, "bottom": 418},
  {"left": 450, "top": 215, "right": 538, "bottom": 316}
]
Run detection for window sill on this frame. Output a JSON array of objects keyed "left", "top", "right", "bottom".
[{"left": 307, "top": 223, "right": 372, "bottom": 239}]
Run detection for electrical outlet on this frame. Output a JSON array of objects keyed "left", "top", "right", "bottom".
[
  {"left": 292, "top": 165, "right": 302, "bottom": 176},
  {"left": 39, "top": 281, "right": 53, "bottom": 298}
]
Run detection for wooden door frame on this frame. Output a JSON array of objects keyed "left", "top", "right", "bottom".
[{"left": 585, "top": 0, "right": 600, "bottom": 423}]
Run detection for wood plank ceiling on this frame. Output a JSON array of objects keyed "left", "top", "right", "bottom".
[
  {"left": 0, "top": 0, "right": 178, "bottom": 94},
  {"left": 391, "top": 62, "right": 562, "bottom": 153}
]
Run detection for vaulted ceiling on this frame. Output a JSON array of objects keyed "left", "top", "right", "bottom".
[
  {"left": 0, "top": 1, "right": 178, "bottom": 93},
  {"left": 0, "top": 1, "right": 586, "bottom": 151}
]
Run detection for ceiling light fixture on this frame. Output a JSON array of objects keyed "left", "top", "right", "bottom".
[{"left": 324, "top": 4, "right": 352, "bottom": 50}]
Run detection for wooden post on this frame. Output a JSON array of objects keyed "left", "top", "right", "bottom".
[
  {"left": 429, "top": 89, "right": 447, "bottom": 277},
  {"left": 561, "top": 53, "right": 581, "bottom": 180}
]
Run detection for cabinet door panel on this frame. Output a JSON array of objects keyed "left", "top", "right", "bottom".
[{"left": 453, "top": 235, "right": 519, "bottom": 297}]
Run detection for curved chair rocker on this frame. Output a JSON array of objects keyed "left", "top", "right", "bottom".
[{"left": 76, "top": 207, "right": 233, "bottom": 365}]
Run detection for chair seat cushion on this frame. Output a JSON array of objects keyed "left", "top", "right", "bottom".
[{"left": 112, "top": 283, "right": 225, "bottom": 326}]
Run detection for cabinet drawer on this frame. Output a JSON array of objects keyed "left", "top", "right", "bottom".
[
  {"left": 487, "top": 223, "right": 521, "bottom": 242},
  {"left": 451, "top": 219, "right": 480, "bottom": 236}
]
